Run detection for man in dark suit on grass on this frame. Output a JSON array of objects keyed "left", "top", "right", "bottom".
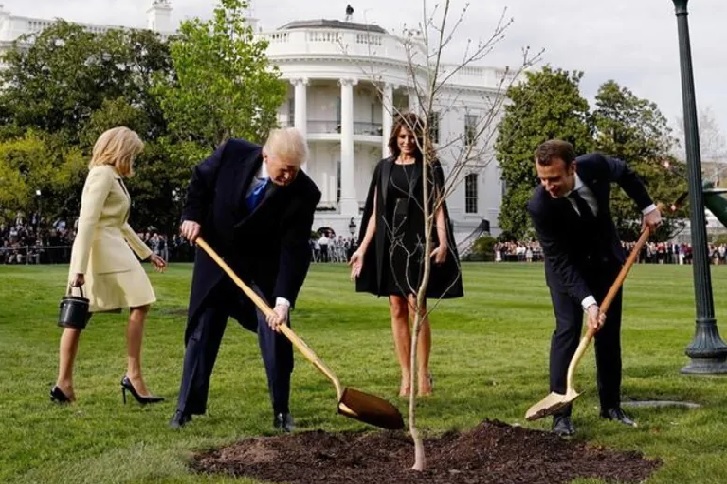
[
  {"left": 170, "top": 127, "right": 321, "bottom": 432},
  {"left": 527, "top": 139, "right": 662, "bottom": 437}
]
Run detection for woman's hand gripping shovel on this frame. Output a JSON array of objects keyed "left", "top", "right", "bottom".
[
  {"left": 525, "top": 226, "right": 652, "bottom": 421},
  {"left": 195, "top": 237, "right": 405, "bottom": 430}
]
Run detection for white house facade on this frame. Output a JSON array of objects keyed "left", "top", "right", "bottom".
[
  {"left": 261, "top": 19, "right": 510, "bottom": 241},
  {"left": 0, "top": 1, "right": 175, "bottom": 43},
  {"left": 0, "top": 1, "right": 508, "bottom": 241}
]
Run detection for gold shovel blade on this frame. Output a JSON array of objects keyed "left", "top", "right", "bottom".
[
  {"left": 525, "top": 389, "right": 581, "bottom": 421},
  {"left": 337, "top": 387, "right": 405, "bottom": 430}
]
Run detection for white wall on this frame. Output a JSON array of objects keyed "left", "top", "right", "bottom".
[
  {"left": 279, "top": 82, "right": 384, "bottom": 129},
  {"left": 307, "top": 84, "right": 339, "bottom": 126},
  {"left": 308, "top": 143, "right": 337, "bottom": 205},
  {"left": 307, "top": 142, "right": 380, "bottom": 207},
  {"left": 271, "top": 64, "right": 511, "bottom": 238},
  {"left": 293, "top": 83, "right": 505, "bottom": 237},
  {"left": 354, "top": 145, "right": 380, "bottom": 206},
  {"left": 426, "top": 91, "right": 503, "bottom": 236}
]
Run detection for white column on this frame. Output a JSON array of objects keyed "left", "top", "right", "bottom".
[
  {"left": 339, "top": 78, "right": 358, "bottom": 216},
  {"left": 381, "top": 83, "right": 393, "bottom": 158},
  {"left": 329, "top": 174, "right": 337, "bottom": 205},
  {"left": 320, "top": 175, "right": 328, "bottom": 204},
  {"left": 292, "top": 78, "right": 308, "bottom": 134},
  {"left": 291, "top": 78, "right": 309, "bottom": 171}
]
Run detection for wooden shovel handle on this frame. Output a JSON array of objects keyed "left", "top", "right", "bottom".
[
  {"left": 195, "top": 237, "right": 342, "bottom": 396},
  {"left": 598, "top": 226, "right": 651, "bottom": 318},
  {"left": 598, "top": 202, "right": 663, "bottom": 318},
  {"left": 565, "top": 225, "right": 652, "bottom": 390}
]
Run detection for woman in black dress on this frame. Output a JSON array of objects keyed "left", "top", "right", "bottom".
[{"left": 350, "top": 113, "right": 463, "bottom": 397}]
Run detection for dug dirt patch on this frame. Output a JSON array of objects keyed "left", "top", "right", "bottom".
[{"left": 192, "top": 419, "right": 661, "bottom": 483}]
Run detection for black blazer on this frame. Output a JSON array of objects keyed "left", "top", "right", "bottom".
[
  {"left": 527, "top": 153, "right": 652, "bottom": 302},
  {"left": 181, "top": 138, "right": 321, "bottom": 331}
]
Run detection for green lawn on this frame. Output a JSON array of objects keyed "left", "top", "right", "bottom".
[{"left": 1, "top": 262, "right": 727, "bottom": 483}]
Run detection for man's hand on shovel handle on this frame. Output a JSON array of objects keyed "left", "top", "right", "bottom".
[
  {"left": 180, "top": 220, "right": 201, "bottom": 242},
  {"left": 642, "top": 206, "right": 663, "bottom": 232},
  {"left": 265, "top": 304, "right": 288, "bottom": 332},
  {"left": 586, "top": 304, "right": 606, "bottom": 331}
]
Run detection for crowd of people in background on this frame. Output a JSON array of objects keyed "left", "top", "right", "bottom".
[
  {"left": 0, "top": 211, "right": 197, "bottom": 265},
  {"left": 309, "top": 230, "right": 357, "bottom": 263},
  {"left": 0, "top": 211, "right": 359, "bottom": 266},
  {"left": 495, "top": 240, "right": 727, "bottom": 265},
  {"left": 4, "top": 210, "right": 727, "bottom": 267}
]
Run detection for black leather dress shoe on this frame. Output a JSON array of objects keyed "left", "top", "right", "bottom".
[
  {"left": 273, "top": 412, "right": 294, "bottom": 432},
  {"left": 169, "top": 410, "right": 192, "bottom": 429},
  {"left": 600, "top": 408, "right": 637, "bottom": 427},
  {"left": 552, "top": 416, "right": 575, "bottom": 437}
]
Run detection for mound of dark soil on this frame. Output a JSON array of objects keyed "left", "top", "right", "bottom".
[{"left": 192, "top": 419, "right": 661, "bottom": 483}]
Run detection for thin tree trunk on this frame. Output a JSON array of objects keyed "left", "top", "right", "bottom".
[{"left": 409, "top": 143, "right": 433, "bottom": 472}]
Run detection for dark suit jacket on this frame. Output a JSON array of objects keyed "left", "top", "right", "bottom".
[
  {"left": 527, "top": 153, "right": 652, "bottom": 303},
  {"left": 181, "top": 138, "right": 321, "bottom": 332}
]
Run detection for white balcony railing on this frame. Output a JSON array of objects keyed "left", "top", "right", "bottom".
[
  {"left": 260, "top": 28, "right": 416, "bottom": 65},
  {"left": 259, "top": 28, "right": 517, "bottom": 90}
]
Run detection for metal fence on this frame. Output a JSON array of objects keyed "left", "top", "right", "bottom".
[
  {"left": 0, "top": 244, "right": 198, "bottom": 265},
  {"left": 1, "top": 245, "right": 73, "bottom": 265}
]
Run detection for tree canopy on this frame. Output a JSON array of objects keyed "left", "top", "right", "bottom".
[
  {"left": 0, "top": 22, "right": 172, "bottom": 145},
  {"left": 593, "top": 80, "right": 686, "bottom": 240},
  {"left": 0, "top": 0, "right": 284, "bottom": 230},
  {"left": 496, "top": 69, "right": 686, "bottom": 241},
  {"left": 152, "top": 0, "right": 286, "bottom": 149},
  {"left": 495, "top": 67, "right": 592, "bottom": 240}
]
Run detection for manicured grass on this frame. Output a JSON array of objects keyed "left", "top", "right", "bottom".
[{"left": 2, "top": 262, "right": 727, "bottom": 483}]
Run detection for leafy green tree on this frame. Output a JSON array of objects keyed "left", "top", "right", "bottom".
[
  {"left": 495, "top": 67, "right": 593, "bottom": 239},
  {"left": 81, "top": 97, "right": 151, "bottom": 149},
  {"left": 0, "top": 22, "right": 97, "bottom": 142},
  {"left": 113, "top": 28, "right": 173, "bottom": 139},
  {"left": 593, "top": 80, "right": 687, "bottom": 240},
  {"left": 0, "top": 22, "right": 174, "bottom": 225},
  {"left": 125, "top": 139, "right": 208, "bottom": 235},
  {"left": 0, "top": 22, "right": 172, "bottom": 145},
  {"left": 0, "top": 131, "right": 85, "bottom": 222},
  {"left": 152, "top": 0, "right": 286, "bottom": 148}
]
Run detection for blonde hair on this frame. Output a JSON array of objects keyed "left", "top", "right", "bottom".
[
  {"left": 263, "top": 127, "right": 308, "bottom": 165},
  {"left": 89, "top": 126, "right": 144, "bottom": 177}
]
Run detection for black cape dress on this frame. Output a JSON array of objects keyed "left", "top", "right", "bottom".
[{"left": 355, "top": 156, "right": 464, "bottom": 299}]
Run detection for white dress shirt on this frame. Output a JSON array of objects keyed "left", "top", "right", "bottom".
[
  {"left": 245, "top": 163, "right": 269, "bottom": 198},
  {"left": 245, "top": 162, "right": 290, "bottom": 310}
]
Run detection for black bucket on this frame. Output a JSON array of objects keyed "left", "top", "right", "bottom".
[{"left": 58, "top": 285, "right": 90, "bottom": 329}]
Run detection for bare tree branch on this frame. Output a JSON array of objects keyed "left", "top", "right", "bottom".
[{"left": 341, "top": 0, "right": 543, "bottom": 472}]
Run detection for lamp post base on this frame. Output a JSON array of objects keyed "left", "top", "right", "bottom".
[{"left": 681, "top": 318, "right": 727, "bottom": 374}]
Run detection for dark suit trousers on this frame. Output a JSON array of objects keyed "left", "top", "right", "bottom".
[
  {"left": 549, "top": 273, "right": 623, "bottom": 417},
  {"left": 175, "top": 280, "right": 294, "bottom": 416}
]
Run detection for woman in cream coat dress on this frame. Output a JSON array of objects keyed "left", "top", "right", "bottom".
[{"left": 51, "top": 126, "right": 167, "bottom": 405}]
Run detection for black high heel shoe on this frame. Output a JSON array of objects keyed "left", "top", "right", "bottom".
[
  {"left": 50, "top": 386, "right": 72, "bottom": 404},
  {"left": 120, "top": 376, "right": 164, "bottom": 405}
]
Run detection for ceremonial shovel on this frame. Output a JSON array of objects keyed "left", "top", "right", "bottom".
[
  {"left": 525, "top": 226, "right": 651, "bottom": 421},
  {"left": 196, "top": 237, "right": 405, "bottom": 430}
]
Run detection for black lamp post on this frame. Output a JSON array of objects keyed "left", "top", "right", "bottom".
[
  {"left": 35, "top": 189, "right": 42, "bottom": 228},
  {"left": 348, "top": 217, "right": 357, "bottom": 259},
  {"left": 672, "top": 0, "right": 727, "bottom": 373}
]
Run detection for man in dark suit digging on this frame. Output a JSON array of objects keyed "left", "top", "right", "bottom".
[
  {"left": 170, "top": 127, "right": 321, "bottom": 432},
  {"left": 527, "top": 139, "right": 662, "bottom": 437}
]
